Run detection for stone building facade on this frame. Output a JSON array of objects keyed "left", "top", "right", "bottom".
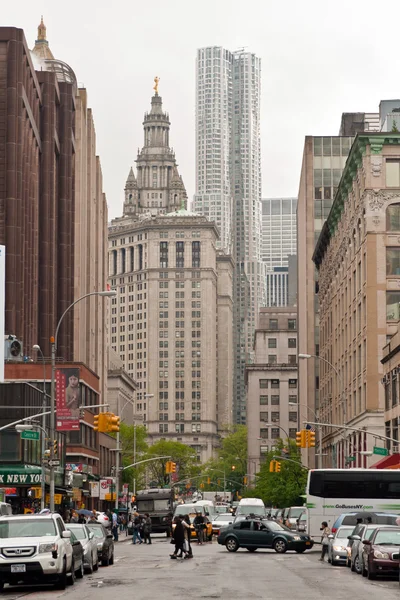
[
  {"left": 313, "top": 132, "right": 400, "bottom": 467},
  {"left": 246, "top": 307, "right": 298, "bottom": 479},
  {"left": 381, "top": 332, "right": 400, "bottom": 461}
]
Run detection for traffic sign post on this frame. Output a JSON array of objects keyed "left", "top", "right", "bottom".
[
  {"left": 20, "top": 430, "right": 40, "bottom": 441},
  {"left": 373, "top": 446, "right": 389, "bottom": 456}
]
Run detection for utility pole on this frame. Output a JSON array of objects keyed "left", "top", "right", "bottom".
[{"left": 114, "top": 397, "right": 120, "bottom": 510}]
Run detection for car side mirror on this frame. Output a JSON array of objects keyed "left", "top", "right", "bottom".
[
  {"left": 62, "top": 530, "right": 71, "bottom": 539},
  {"left": 348, "top": 534, "right": 360, "bottom": 540},
  {"left": 362, "top": 540, "right": 371, "bottom": 545},
  {"left": 89, "top": 532, "right": 94, "bottom": 540},
  {"left": 327, "top": 534, "right": 334, "bottom": 539}
]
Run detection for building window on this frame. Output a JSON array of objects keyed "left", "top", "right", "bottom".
[
  {"left": 289, "top": 428, "right": 297, "bottom": 439},
  {"left": 386, "top": 159, "right": 400, "bottom": 187},
  {"left": 176, "top": 242, "right": 185, "bottom": 268},
  {"left": 289, "top": 412, "right": 297, "bottom": 422},
  {"left": 387, "top": 203, "right": 400, "bottom": 231},
  {"left": 259, "top": 396, "right": 268, "bottom": 405},
  {"left": 159, "top": 424, "right": 168, "bottom": 433},
  {"left": 387, "top": 248, "right": 400, "bottom": 276},
  {"left": 289, "top": 379, "right": 297, "bottom": 389},
  {"left": 260, "top": 412, "right": 268, "bottom": 422},
  {"left": 288, "top": 338, "right": 296, "bottom": 348},
  {"left": 270, "top": 395, "right": 280, "bottom": 405},
  {"left": 271, "top": 428, "right": 280, "bottom": 439},
  {"left": 270, "top": 379, "right": 280, "bottom": 389},
  {"left": 289, "top": 395, "right": 297, "bottom": 404},
  {"left": 288, "top": 319, "right": 296, "bottom": 330},
  {"left": 386, "top": 291, "right": 400, "bottom": 320},
  {"left": 268, "top": 355, "right": 277, "bottom": 364},
  {"left": 288, "top": 355, "right": 297, "bottom": 365},
  {"left": 259, "top": 428, "right": 269, "bottom": 439},
  {"left": 259, "top": 379, "right": 268, "bottom": 389},
  {"left": 160, "top": 242, "right": 168, "bottom": 268},
  {"left": 269, "top": 319, "right": 278, "bottom": 330},
  {"left": 192, "top": 242, "right": 201, "bottom": 268},
  {"left": 268, "top": 338, "right": 277, "bottom": 348}
]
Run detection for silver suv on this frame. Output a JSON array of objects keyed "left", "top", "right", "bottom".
[{"left": 0, "top": 513, "right": 74, "bottom": 590}]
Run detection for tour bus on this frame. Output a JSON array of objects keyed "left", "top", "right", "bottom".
[{"left": 304, "top": 469, "right": 400, "bottom": 541}]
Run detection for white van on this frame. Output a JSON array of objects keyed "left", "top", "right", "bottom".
[
  {"left": 193, "top": 500, "right": 217, "bottom": 517},
  {"left": 235, "top": 498, "right": 265, "bottom": 519}
]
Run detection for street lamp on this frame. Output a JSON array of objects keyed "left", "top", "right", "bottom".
[
  {"left": 32, "top": 344, "right": 47, "bottom": 510},
  {"left": 49, "top": 290, "right": 116, "bottom": 511},
  {"left": 16, "top": 422, "right": 49, "bottom": 507}
]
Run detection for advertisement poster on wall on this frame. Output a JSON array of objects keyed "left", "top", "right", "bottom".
[
  {"left": 90, "top": 482, "right": 100, "bottom": 498},
  {"left": 99, "top": 479, "right": 111, "bottom": 500},
  {"left": 56, "top": 368, "right": 81, "bottom": 431}
]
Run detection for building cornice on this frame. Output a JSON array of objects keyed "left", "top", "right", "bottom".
[{"left": 313, "top": 132, "right": 400, "bottom": 267}]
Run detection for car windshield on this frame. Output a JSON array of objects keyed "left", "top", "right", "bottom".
[
  {"left": 336, "top": 527, "right": 355, "bottom": 539},
  {"left": 67, "top": 527, "right": 87, "bottom": 540},
  {"left": 263, "top": 520, "right": 285, "bottom": 531},
  {"left": 374, "top": 530, "right": 400, "bottom": 545},
  {"left": 215, "top": 506, "right": 230, "bottom": 514},
  {"left": 175, "top": 506, "right": 202, "bottom": 516},
  {"left": 0, "top": 519, "right": 57, "bottom": 538},
  {"left": 87, "top": 525, "right": 105, "bottom": 539},
  {"left": 216, "top": 515, "right": 232, "bottom": 522},
  {"left": 237, "top": 506, "right": 265, "bottom": 516},
  {"left": 288, "top": 508, "right": 304, "bottom": 518}
]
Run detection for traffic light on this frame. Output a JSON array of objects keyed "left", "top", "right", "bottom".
[
  {"left": 107, "top": 414, "right": 120, "bottom": 433},
  {"left": 94, "top": 413, "right": 106, "bottom": 432},
  {"left": 243, "top": 476, "right": 248, "bottom": 485},
  {"left": 296, "top": 429, "right": 307, "bottom": 448},
  {"left": 231, "top": 465, "right": 236, "bottom": 471},
  {"left": 200, "top": 483, "right": 204, "bottom": 489},
  {"left": 53, "top": 440, "right": 58, "bottom": 456},
  {"left": 207, "top": 477, "right": 211, "bottom": 485},
  {"left": 171, "top": 462, "right": 176, "bottom": 473},
  {"left": 307, "top": 430, "right": 316, "bottom": 448},
  {"left": 165, "top": 461, "right": 172, "bottom": 474},
  {"left": 269, "top": 460, "right": 277, "bottom": 473},
  {"left": 275, "top": 461, "right": 281, "bottom": 473}
]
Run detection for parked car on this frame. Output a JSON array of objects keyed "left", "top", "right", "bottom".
[
  {"left": 211, "top": 513, "right": 234, "bottom": 535},
  {"left": 217, "top": 517, "right": 314, "bottom": 553},
  {"left": 331, "top": 512, "right": 399, "bottom": 534},
  {"left": 284, "top": 507, "right": 306, "bottom": 531},
  {"left": 349, "top": 524, "right": 397, "bottom": 574},
  {"left": 86, "top": 522, "right": 114, "bottom": 566},
  {"left": 361, "top": 526, "right": 400, "bottom": 580},
  {"left": 0, "top": 513, "right": 74, "bottom": 590},
  {"left": 66, "top": 524, "right": 99, "bottom": 573},
  {"left": 67, "top": 531, "right": 85, "bottom": 583},
  {"left": 327, "top": 526, "right": 354, "bottom": 566},
  {"left": 95, "top": 511, "right": 111, "bottom": 529},
  {"left": 296, "top": 510, "right": 308, "bottom": 533}
]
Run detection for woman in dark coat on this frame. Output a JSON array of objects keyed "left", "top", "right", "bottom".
[{"left": 170, "top": 516, "right": 184, "bottom": 559}]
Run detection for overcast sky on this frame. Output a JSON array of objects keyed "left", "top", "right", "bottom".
[{"left": 3, "top": 1, "right": 400, "bottom": 218}]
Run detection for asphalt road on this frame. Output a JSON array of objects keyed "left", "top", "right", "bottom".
[{"left": 1, "top": 534, "right": 399, "bottom": 599}]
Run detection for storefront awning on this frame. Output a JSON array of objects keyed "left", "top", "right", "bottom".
[
  {"left": 0, "top": 465, "right": 42, "bottom": 486},
  {"left": 370, "top": 453, "right": 400, "bottom": 469}
]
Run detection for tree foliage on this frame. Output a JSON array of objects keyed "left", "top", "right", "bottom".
[
  {"left": 119, "top": 423, "right": 148, "bottom": 489},
  {"left": 143, "top": 440, "right": 200, "bottom": 488},
  {"left": 202, "top": 426, "right": 248, "bottom": 495},
  {"left": 251, "top": 439, "right": 308, "bottom": 508}
]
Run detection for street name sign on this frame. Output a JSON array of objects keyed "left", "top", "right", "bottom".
[
  {"left": 21, "top": 430, "right": 40, "bottom": 441},
  {"left": 373, "top": 446, "right": 388, "bottom": 456}
]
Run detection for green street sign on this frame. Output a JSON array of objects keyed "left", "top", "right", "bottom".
[
  {"left": 20, "top": 430, "right": 40, "bottom": 441},
  {"left": 345, "top": 456, "right": 356, "bottom": 462},
  {"left": 373, "top": 446, "right": 388, "bottom": 456}
]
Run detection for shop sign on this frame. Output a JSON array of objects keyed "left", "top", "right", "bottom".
[
  {"left": 1, "top": 487, "right": 17, "bottom": 496},
  {"left": 72, "top": 488, "right": 82, "bottom": 501},
  {"left": 99, "top": 479, "right": 110, "bottom": 500},
  {"left": 66, "top": 463, "right": 87, "bottom": 473},
  {"left": 0, "top": 472, "right": 41, "bottom": 485},
  {"left": 90, "top": 482, "right": 100, "bottom": 498}
]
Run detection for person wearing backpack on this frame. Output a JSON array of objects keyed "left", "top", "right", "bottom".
[{"left": 143, "top": 513, "right": 152, "bottom": 544}]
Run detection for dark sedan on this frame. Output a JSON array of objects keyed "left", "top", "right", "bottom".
[
  {"left": 86, "top": 522, "right": 114, "bottom": 567},
  {"left": 68, "top": 531, "right": 85, "bottom": 583},
  {"left": 361, "top": 527, "right": 400, "bottom": 580},
  {"left": 217, "top": 518, "right": 314, "bottom": 553}
]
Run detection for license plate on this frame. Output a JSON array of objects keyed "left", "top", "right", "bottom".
[
  {"left": 11, "top": 564, "right": 26, "bottom": 573},
  {"left": 305, "top": 542, "right": 311, "bottom": 545}
]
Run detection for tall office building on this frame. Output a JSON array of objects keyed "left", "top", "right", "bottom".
[
  {"left": 261, "top": 198, "right": 297, "bottom": 307},
  {"left": 108, "top": 90, "right": 234, "bottom": 462},
  {"left": 195, "top": 47, "right": 264, "bottom": 424}
]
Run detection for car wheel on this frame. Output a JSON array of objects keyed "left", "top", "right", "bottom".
[
  {"left": 93, "top": 555, "right": 99, "bottom": 571},
  {"left": 225, "top": 537, "right": 239, "bottom": 552},
  {"left": 68, "top": 559, "right": 75, "bottom": 586},
  {"left": 296, "top": 549, "right": 306, "bottom": 554},
  {"left": 76, "top": 559, "right": 84, "bottom": 579},
  {"left": 109, "top": 552, "right": 114, "bottom": 565},
  {"left": 247, "top": 548, "right": 257, "bottom": 552},
  {"left": 102, "top": 550, "right": 110, "bottom": 566},
  {"left": 56, "top": 559, "right": 67, "bottom": 590},
  {"left": 331, "top": 559, "right": 337, "bottom": 566},
  {"left": 86, "top": 556, "right": 93, "bottom": 574},
  {"left": 273, "top": 539, "right": 287, "bottom": 554}
]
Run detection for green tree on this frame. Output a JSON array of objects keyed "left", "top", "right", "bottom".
[
  {"left": 203, "top": 426, "right": 248, "bottom": 496},
  {"left": 143, "top": 440, "right": 200, "bottom": 488},
  {"left": 392, "top": 121, "right": 399, "bottom": 133},
  {"left": 118, "top": 423, "right": 148, "bottom": 489},
  {"left": 251, "top": 439, "right": 307, "bottom": 507}
]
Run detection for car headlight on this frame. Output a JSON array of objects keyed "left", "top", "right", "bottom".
[
  {"left": 333, "top": 545, "right": 345, "bottom": 552},
  {"left": 374, "top": 550, "right": 389, "bottom": 559},
  {"left": 39, "top": 542, "right": 57, "bottom": 554},
  {"left": 293, "top": 536, "right": 300, "bottom": 540}
]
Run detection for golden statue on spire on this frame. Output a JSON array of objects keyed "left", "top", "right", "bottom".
[
  {"left": 153, "top": 76, "right": 160, "bottom": 95},
  {"left": 38, "top": 15, "right": 46, "bottom": 41}
]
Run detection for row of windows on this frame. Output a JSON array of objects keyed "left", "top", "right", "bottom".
[
  {"left": 268, "top": 338, "right": 296, "bottom": 348},
  {"left": 160, "top": 242, "right": 201, "bottom": 268},
  {"left": 259, "top": 379, "right": 297, "bottom": 389},
  {"left": 259, "top": 428, "right": 297, "bottom": 439},
  {"left": 268, "top": 319, "right": 296, "bottom": 330},
  {"left": 159, "top": 423, "right": 202, "bottom": 434},
  {"left": 259, "top": 395, "right": 297, "bottom": 405}
]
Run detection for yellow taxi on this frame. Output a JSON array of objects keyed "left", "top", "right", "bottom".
[{"left": 172, "top": 504, "right": 213, "bottom": 541}]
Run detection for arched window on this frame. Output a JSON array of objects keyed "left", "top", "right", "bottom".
[{"left": 386, "top": 202, "right": 400, "bottom": 231}]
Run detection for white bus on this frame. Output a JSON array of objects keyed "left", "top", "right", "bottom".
[{"left": 304, "top": 469, "right": 400, "bottom": 541}]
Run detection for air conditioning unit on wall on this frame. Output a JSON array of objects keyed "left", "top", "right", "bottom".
[{"left": 4, "top": 336, "right": 23, "bottom": 361}]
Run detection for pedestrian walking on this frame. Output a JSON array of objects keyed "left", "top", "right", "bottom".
[
  {"left": 319, "top": 521, "right": 331, "bottom": 562},
  {"left": 182, "top": 514, "right": 193, "bottom": 558},
  {"left": 194, "top": 511, "right": 205, "bottom": 545},
  {"left": 132, "top": 512, "right": 143, "bottom": 544},
  {"left": 112, "top": 510, "right": 119, "bottom": 542},
  {"left": 143, "top": 513, "right": 152, "bottom": 544},
  {"left": 170, "top": 516, "right": 184, "bottom": 559}
]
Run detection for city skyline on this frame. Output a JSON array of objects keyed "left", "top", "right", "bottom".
[{"left": 2, "top": 2, "right": 399, "bottom": 219}]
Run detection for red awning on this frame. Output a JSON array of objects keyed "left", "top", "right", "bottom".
[{"left": 370, "top": 454, "right": 400, "bottom": 469}]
